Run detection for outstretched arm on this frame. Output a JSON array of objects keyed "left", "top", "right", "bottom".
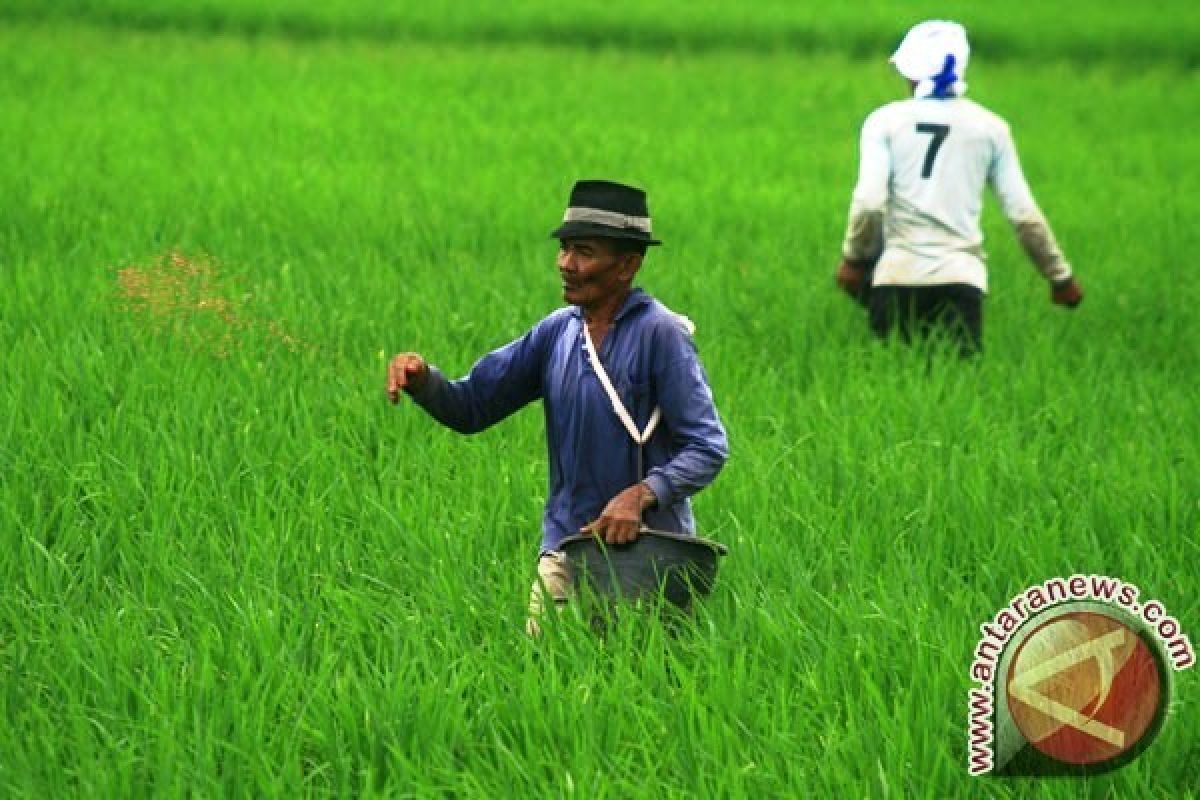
[{"left": 385, "top": 325, "right": 545, "bottom": 433}]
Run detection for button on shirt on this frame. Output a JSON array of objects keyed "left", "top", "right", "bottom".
[{"left": 409, "top": 289, "right": 729, "bottom": 552}]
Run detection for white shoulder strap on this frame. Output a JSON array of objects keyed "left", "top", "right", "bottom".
[{"left": 581, "top": 322, "right": 661, "bottom": 445}]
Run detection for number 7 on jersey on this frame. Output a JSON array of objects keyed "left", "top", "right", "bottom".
[{"left": 916, "top": 123, "right": 950, "bottom": 179}]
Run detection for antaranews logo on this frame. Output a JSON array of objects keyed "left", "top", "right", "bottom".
[{"left": 966, "top": 575, "right": 1194, "bottom": 777}]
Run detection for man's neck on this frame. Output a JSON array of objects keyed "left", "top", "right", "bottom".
[{"left": 582, "top": 287, "right": 632, "bottom": 327}]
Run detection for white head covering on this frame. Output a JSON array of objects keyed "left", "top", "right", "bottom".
[{"left": 890, "top": 20, "right": 970, "bottom": 99}]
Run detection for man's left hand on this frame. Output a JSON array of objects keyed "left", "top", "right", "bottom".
[
  {"left": 1051, "top": 277, "right": 1084, "bottom": 309},
  {"left": 581, "top": 483, "right": 657, "bottom": 545}
]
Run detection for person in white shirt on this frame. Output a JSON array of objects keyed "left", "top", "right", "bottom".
[{"left": 835, "top": 20, "right": 1083, "bottom": 355}]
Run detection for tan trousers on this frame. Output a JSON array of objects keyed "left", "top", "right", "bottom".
[{"left": 525, "top": 551, "right": 573, "bottom": 637}]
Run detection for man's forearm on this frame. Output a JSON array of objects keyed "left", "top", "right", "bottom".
[
  {"left": 407, "top": 366, "right": 493, "bottom": 434},
  {"left": 643, "top": 439, "right": 728, "bottom": 510},
  {"left": 1014, "top": 215, "right": 1072, "bottom": 284},
  {"left": 842, "top": 208, "right": 885, "bottom": 266}
]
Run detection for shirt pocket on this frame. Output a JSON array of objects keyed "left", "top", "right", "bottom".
[{"left": 615, "top": 376, "right": 652, "bottom": 417}]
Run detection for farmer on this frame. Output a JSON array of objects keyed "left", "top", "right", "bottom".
[
  {"left": 835, "top": 20, "right": 1084, "bottom": 355},
  {"left": 386, "top": 180, "right": 729, "bottom": 635}
]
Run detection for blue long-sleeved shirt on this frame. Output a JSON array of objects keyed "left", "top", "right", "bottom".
[{"left": 409, "top": 289, "right": 729, "bottom": 552}]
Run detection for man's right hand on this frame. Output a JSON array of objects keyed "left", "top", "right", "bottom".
[
  {"left": 835, "top": 259, "right": 867, "bottom": 297},
  {"left": 836, "top": 258, "right": 874, "bottom": 307},
  {"left": 387, "top": 352, "right": 429, "bottom": 404},
  {"left": 1051, "top": 277, "right": 1084, "bottom": 309}
]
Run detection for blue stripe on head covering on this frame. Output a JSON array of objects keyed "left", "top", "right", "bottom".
[{"left": 931, "top": 54, "right": 958, "bottom": 98}]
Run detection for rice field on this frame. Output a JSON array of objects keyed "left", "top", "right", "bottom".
[{"left": 1, "top": 3, "right": 1197, "bottom": 797}]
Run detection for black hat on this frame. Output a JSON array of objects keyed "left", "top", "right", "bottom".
[{"left": 550, "top": 179, "right": 662, "bottom": 246}]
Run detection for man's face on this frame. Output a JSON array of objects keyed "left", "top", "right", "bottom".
[{"left": 557, "top": 238, "right": 639, "bottom": 310}]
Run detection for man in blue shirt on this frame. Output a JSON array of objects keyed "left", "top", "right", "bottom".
[{"left": 386, "top": 180, "right": 728, "bottom": 635}]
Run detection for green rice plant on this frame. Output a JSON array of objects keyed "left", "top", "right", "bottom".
[{"left": 0, "top": 14, "right": 1196, "bottom": 799}]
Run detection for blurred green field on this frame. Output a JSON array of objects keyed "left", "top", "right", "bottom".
[
  {"left": 1, "top": 5, "right": 1198, "bottom": 798},
  {"left": 5, "top": 0, "right": 1199, "bottom": 66}
]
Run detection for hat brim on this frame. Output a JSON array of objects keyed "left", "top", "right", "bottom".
[{"left": 551, "top": 220, "right": 662, "bottom": 246}]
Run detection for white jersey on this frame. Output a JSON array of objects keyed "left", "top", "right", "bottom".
[{"left": 841, "top": 96, "right": 1072, "bottom": 292}]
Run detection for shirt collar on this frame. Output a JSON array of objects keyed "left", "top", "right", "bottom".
[{"left": 569, "top": 287, "right": 651, "bottom": 323}]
